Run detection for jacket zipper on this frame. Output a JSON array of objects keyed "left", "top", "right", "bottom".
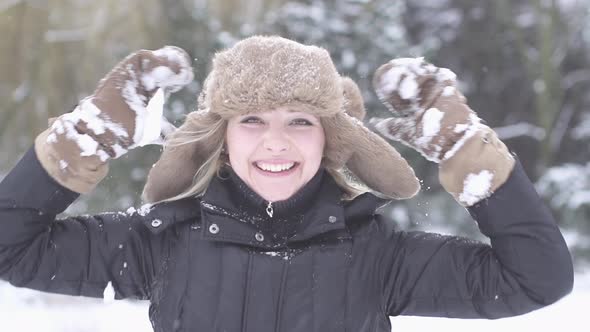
[{"left": 266, "top": 201, "right": 273, "bottom": 218}]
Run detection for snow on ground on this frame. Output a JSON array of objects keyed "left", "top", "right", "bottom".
[{"left": 0, "top": 270, "right": 588, "bottom": 332}]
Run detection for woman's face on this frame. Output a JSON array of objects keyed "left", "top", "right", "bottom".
[{"left": 226, "top": 107, "right": 325, "bottom": 202}]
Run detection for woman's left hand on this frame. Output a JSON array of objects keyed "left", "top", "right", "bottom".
[
  {"left": 370, "top": 57, "right": 483, "bottom": 163},
  {"left": 371, "top": 58, "right": 515, "bottom": 206}
]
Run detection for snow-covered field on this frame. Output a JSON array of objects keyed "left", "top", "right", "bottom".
[{"left": 1, "top": 270, "right": 588, "bottom": 332}]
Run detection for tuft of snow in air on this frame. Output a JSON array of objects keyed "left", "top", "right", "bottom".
[
  {"left": 459, "top": 170, "right": 494, "bottom": 206},
  {"left": 103, "top": 281, "right": 115, "bottom": 303},
  {"left": 389, "top": 205, "right": 410, "bottom": 229}
]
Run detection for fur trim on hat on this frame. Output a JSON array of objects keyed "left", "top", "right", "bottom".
[{"left": 204, "top": 36, "right": 343, "bottom": 118}]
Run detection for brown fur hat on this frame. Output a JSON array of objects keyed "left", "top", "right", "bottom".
[{"left": 142, "top": 36, "right": 419, "bottom": 203}]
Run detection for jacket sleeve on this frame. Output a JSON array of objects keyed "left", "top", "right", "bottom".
[
  {"left": 380, "top": 158, "right": 574, "bottom": 319},
  {"left": 0, "top": 147, "right": 166, "bottom": 300}
]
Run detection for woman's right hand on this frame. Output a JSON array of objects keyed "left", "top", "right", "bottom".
[{"left": 35, "top": 47, "right": 194, "bottom": 193}]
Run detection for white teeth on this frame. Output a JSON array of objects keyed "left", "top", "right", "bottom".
[{"left": 256, "top": 162, "right": 295, "bottom": 172}]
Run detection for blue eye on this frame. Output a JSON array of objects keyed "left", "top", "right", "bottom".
[
  {"left": 291, "top": 118, "right": 313, "bottom": 126},
  {"left": 241, "top": 116, "right": 262, "bottom": 124}
]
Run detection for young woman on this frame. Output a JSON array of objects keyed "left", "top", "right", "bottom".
[{"left": 0, "top": 36, "right": 573, "bottom": 332}]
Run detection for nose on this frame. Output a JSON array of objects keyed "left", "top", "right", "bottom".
[{"left": 262, "top": 127, "right": 290, "bottom": 153}]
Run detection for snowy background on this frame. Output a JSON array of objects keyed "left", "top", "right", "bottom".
[{"left": 1, "top": 0, "right": 590, "bottom": 331}]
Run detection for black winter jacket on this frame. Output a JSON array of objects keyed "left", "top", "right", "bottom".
[{"left": 0, "top": 148, "right": 573, "bottom": 332}]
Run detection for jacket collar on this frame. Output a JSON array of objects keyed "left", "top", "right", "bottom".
[
  {"left": 201, "top": 170, "right": 345, "bottom": 249},
  {"left": 142, "top": 171, "right": 389, "bottom": 247},
  {"left": 199, "top": 169, "right": 351, "bottom": 249}
]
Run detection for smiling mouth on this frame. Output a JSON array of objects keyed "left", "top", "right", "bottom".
[{"left": 254, "top": 161, "right": 299, "bottom": 173}]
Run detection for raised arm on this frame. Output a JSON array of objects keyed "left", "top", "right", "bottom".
[
  {"left": 0, "top": 47, "right": 193, "bottom": 300},
  {"left": 370, "top": 58, "right": 573, "bottom": 318},
  {"left": 0, "top": 148, "right": 159, "bottom": 299},
  {"left": 379, "top": 158, "right": 572, "bottom": 318}
]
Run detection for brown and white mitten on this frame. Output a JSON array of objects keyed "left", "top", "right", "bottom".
[
  {"left": 35, "top": 46, "right": 194, "bottom": 193},
  {"left": 371, "top": 58, "right": 515, "bottom": 206}
]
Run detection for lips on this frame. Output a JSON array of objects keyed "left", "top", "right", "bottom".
[
  {"left": 253, "top": 161, "right": 300, "bottom": 176},
  {"left": 255, "top": 161, "right": 296, "bottom": 172}
]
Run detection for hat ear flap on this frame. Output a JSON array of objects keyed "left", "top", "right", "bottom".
[
  {"left": 345, "top": 124, "right": 421, "bottom": 199},
  {"left": 142, "top": 112, "right": 224, "bottom": 203},
  {"left": 322, "top": 77, "right": 420, "bottom": 199}
]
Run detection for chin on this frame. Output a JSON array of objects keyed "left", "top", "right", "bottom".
[
  {"left": 264, "top": 192, "right": 292, "bottom": 202},
  {"left": 262, "top": 187, "right": 298, "bottom": 201}
]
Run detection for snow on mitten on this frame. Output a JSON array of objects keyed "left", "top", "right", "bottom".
[
  {"left": 35, "top": 46, "right": 194, "bottom": 193},
  {"left": 371, "top": 58, "right": 515, "bottom": 206}
]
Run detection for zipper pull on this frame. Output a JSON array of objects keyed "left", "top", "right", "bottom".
[{"left": 266, "top": 201, "right": 274, "bottom": 218}]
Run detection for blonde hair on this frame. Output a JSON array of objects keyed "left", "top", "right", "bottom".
[{"left": 158, "top": 116, "right": 368, "bottom": 204}]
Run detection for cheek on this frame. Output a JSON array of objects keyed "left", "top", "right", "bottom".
[
  {"left": 226, "top": 127, "right": 253, "bottom": 168},
  {"left": 227, "top": 126, "right": 257, "bottom": 155},
  {"left": 292, "top": 130, "right": 325, "bottom": 161}
]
